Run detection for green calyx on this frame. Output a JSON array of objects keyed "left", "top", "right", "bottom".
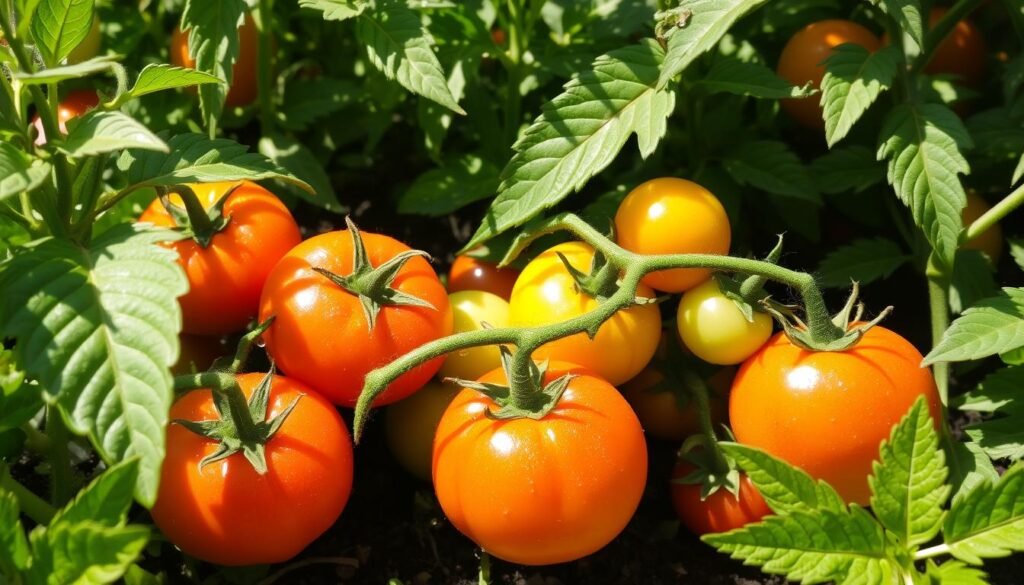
[
  {"left": 160, "top": 184, "right": 234, "bottom": 248},
  {"left": 715, "top": 235, "right": 784, "bottom": 323},
  {"left": 444, "top": 346, "right": 573, "bottom": 420},
  {"left": 556, "top": 249, "right": 658, "bottom": 328},
  {"left": 672, "top": 436, "right": 742, "bottom": 500},
  {"left": 313, "top": 216, "right": 436, "bottom": 330},
  {"left": 764, "top": 281, "right": 893, "bottom": 352},
  {"left": 173, "top": 369, "right": 301, "bottom": 475}
]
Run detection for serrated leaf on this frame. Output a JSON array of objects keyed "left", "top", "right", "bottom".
[
  {"left": 657, "top": 0, "right": 770, "bottom": 89},
  {"left": 957, "top": 366, "right": 1024, "bottom": 414},
  {"left": 877, "top": 0, "right": 924, "bottom": 49},
  {"left": 278, "top": 77, "right": 358, "bottom": 131},
  {"left": 947, "top": 440, "right": 1000, "bottom": 505},
  {"left": 465, "top": 41, "right": 675, "bottom": 250},
  {"left": 118, "top": 133, "right": 311, "bottom": 192},
  {"left": 963, "top": 417, "right": 1024, "bottom": 461},
  {"left": 299, "top": 0, "right": 368, "bottom": 20},
  {"left": 925, "top": 288, "right": 1024, "bottom": 364},
  {"left": 811, "top": 145, "right": 886, "bottom": 194},
  {"left": 0, "top": 490, "right": 29, "bottom": 574},
  {"left": 869, "top": 397, "right": 949, "bottom": 547},
  {"left": 949, "top": 250, "right": 998, "bottom": 314},
  {"left": 258, "top": 134, "right": 344, "bottom": 212},
  {"left": 720, "top": 442, "right": 845, "bottom": 515},
  {"left": 0, "top": 143, "right": 52, "bottom": 203},
  {"left": 50, "top": 460, "right": 139, "bottom": 530},
  {"left": 357, "top": 1, "right": 464, "bottom": 114},
  {"left": 924, "top": 560, "right": 988, "bottom": 585},
  {"left": 62, "top": 111, "right": 168, "bottom": 158},
  {"left": 877, "top": 102, "right": 971, "bottom": 267},
  {"left": 703, "top": 506, "right": 893, "bottom": 585},
  {"left": 117, "top": 65, "right": 221, "bottom": 103},
  {"left": 15, "top": 56, "right": 119, "bottom": 84},
  {"left": 724, "top": 140, "right": 820, "bottom": 202},
  {"left": 964, "top": 108, "right": 1024, "bottom": 161},
  {"left": 696, "top": 57, "right": 812, "bottom": 99},
  {"left": 817, "top": 238, "right": 909, "bottom": 288},
  {"left": 30, "top": 0, "right": 95, "bottom": 65},
  {"left": 0, "top": 225, "right": 187, "bottom": 506},
  {"left": 181, "top": 0, "right": 247, "bottom": 126},
  {"left": 944, "top": 465, "right": 1024, "bottom": 564},
  {"left": 821, "top": 45, "right": 899, "bottom": 147},
  {"left": 399, "top": 155, "right": 499, "bottom": 216},
  {"left": 1011, "top": 238, "right": 1024, "bottom": 272},
  {"left": 26, "top": 523, "right": 149, "bottom": 585}
]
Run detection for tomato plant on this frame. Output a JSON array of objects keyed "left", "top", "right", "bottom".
[
  {"left": 671, "top": 458, "right": 772, "bottom": 535},
  {"left": 447, "top": 254, "right": 520, "bottom": 299},
  {"left": 925, "top": 8, "right": 986, "bottom": 87},
  {"left": 676, "top": 278, "right": 773, "bottom": 365},
  {"left": 385, "top": 380, "right": 460, "bottom": 481},
  {"left": 440, "top": 290, "right": 510, "bottom": 381},
  {"left": 962, "top": 191, "right": 1002, "bottom": 262},
  {"left": 171, "top": 15, "right": 259, "bottom": 108},
  {"left": 622, "top": 363, "right": 732, "bottom": 442},
  {"left": 32, "top": 89, "right": 98, "bottom": 144},
  {"left": 66, "top": 15, "right": 101, "bottom": 64}
]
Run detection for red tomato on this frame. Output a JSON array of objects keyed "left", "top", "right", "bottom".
[
  {"left": 151, "top": 373, "right": 353, "bottom": 566},
  {"left": 925, "top": 8, "right": 985, "bottom": 87},
  {"left": 258, "top": 226, "right": 452, "bottom": 407},
  {"left": 433, "top": 363, "right": 648, "bottom": 565},
  {"left": 171, "top": 14, "right": 259, "bottom": 108},
  {"left": 729, "top": 326, "right": 941, "bottom": 505},
  {"left": 33, "top": 90, "right": 99, "bottom": 145},
  {"left": 139, "top": 181, "right": 301, "bottom": 335},
  {"left": 447, "top": 254, "right": 520, "bottom": 300},
  {"left": 671, "top": 460, "right": 772, "bottom": 535}
]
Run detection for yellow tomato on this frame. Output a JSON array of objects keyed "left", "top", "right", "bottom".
[
  {"left": 385, "top": 381, "right": 460, "bottom": 480},
  {"left": 439, "top": 291, "right": 511, "bottom": 381},
  {"left": 676, "top": 279, "right": 773, "bottom": 365}
]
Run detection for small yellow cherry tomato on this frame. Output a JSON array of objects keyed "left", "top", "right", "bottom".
[
  {"left": 385, "top": 380, "right": 460, "bottom": 480},
  {"left": 439, "top": 291, "right": 511, "bottom": 381},
  {"left": 677, "top": 279, "right": 773, "bottom": 365}
]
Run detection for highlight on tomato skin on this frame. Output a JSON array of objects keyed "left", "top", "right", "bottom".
[{"left": 447, "top": 253, "right": 520, "bottom": 300}]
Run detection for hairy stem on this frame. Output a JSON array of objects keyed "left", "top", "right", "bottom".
[{"left": 0, "top": 462, "right": 56, "bottom": 525}]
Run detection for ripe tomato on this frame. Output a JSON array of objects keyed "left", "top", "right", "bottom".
[
  {"left": 622, "top": 366, "right": 732, "bottom": 442},
  {"left": 433, "top": 363, "right": 647, "bottom": 565},
  {"left": 962, "top": 191, "right": 1002, "bottom": 262},
  {"left": 671, "top": 460, "right": 772, "bottom": 535},
  {"left": 385, "top": 380, "right": 460, "bottom": 480},
  {"left": 139, "top": 181, "right": 301, "bottom": 336},
  {"left": 508, "top": 241, "right": 660, "bottom": 385},
  {"left": 440, "top": 290, "right": 510, "bottom": 381},
  {"left": 925, "top": 8, "right": 985, "bottom": 87},
  {"left": 677, "top": 279, "right": 773, "bottom": 365},
  {"left": 447, "top": 254, "right": 519, "bottom": 300},
  {"left": 258, "top": 225, "right": 452, "bottom": 407},
  {"left": 67, "top": 16, "right": 102, "bottom": 64},
  {"left": 777, "top": 20, "right": 881, "bottom": 129},
  {"left": 172, "top": 334, "right": 228, "bottom": 375},
  {"left": 614, "top": 178, "right": 731, "bottom": 293},
  {"left": 151, "top": 373, "right": 353, "bottom": 566},
  {"left": 171, "top": 14, "right": 259, "bottom": 108},
  {"left": 32, "top": 90, "right": 99, "bottom": 145},
  {"left": 729, "top": 326, "right": 941, "bottom": 505}
]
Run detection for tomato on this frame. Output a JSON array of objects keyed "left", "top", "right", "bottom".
[
  {"left": 677, "top": 279, "right": 773, "bottom": 365},
  {"left": 172, "top": 334, "right": 229, "bottom": 375},
  {"left": 447, "top": 254, "right": 519, "bottom": 300},
  {"left": 32, "top": 90, "right": 99, "bottom": 145},
  {"left": 925, "top": 8, "right": 985, "bottom": 87},
  {"left": 776, "top": 20, "right": 881, "bottom": 129},
  {"left": 508, "top": 241, "right": 661, "bottom": 385},
  {"left": 614, "top": 178, "right": 731, "bottom": 293},
  {"left": 258, "top": 225, "right": 452, "bottom": 407},
  {"left": 385, "top": 380, "right": 460, "bottom": 480},
  {"left": 622, "top": 366, "right": 732, "bottom": 442},
  {"left": 440, "top": 290, "right": 511, "bottom": 381},
  {"left": 729, "top": 326, "right": 941, "bottom": 505},
  {"left": 67, "top": 15, "right": 102, "bottom": 64},
  {"left": 151, "top": 373, "right": 353, "bottom": 566},
  {"left": 433, "top": 363, "right": 647, "bottom": 565},
  {"left": 171, "top": 14, "right": 259, "bottom": 108},
  {"left": 139, "top": 181, "right": 301, "bottom": 336},
  {"left": 671, "top": 460, "right": 772, "bottom": 535},
  {"left": 962, "top": 191, "right": 1002, "bottom": 262}
]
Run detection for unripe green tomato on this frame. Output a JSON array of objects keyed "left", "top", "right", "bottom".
[
  {"left": 385, "top": 381, "right": 460, "bottom": 480},
  {"left": 67, "top": 16, "right": 102, "bottom": 64},
  {"left": 676, "top": 279, "right": 773, "bottom": 365},
  {"left": 439, "top": 290, "right": 510, "bottom": 381}
]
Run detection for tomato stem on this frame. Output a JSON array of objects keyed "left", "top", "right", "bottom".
[
  {"left": 0, "top": 462, "right": 56, "bottom": 525},
  {"left": 46, "top": 407, "right": 75, "bottom": 508},
  {"left": 908, "top": 0, "right": 986, "bottom": 77},
  {"left": 963, "top": 183, "right": 1024, "bottom": 245},
  {"left": 255, "top": 0, "right": 275, "bottom": 135},
  {"left": 686, "top": 371, "right": 730, "bottom": 475}
]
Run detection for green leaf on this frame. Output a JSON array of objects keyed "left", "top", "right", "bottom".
[
  {"left": 1014, "top": 153, "right": 1024, "bottom": 186},
  {"left": 26, "top": 523, "right": 149, "bottom": 585},
  {"left": 949, "top": 250, "right": 998, "bottom": 314},
  {"left": 62, "top": 111, "right": 168, "bottom": 158},
  {"left": 30, "top": 0, "right": 95, "bottom": 65},
  {"left": 399, "top": 155, "right": 499, "bottom": 216},
  {"left": 703, "top": 506, "right": 893, "bottom": 585},
  {"left": 357, "top": 1, "right": 464, "bottom": 114},
  {"left": 963, "top": 417, "right": 1024, "bottom": 461},
  {"left": 957, "top": 366, "right": 1024, "bottom": 415},
  {"left": 0, "top": 143, "right": 52, "bottom": 203},
  {"left": 947, "top": 439, "right": 1001, "bottom": 504},
  {"left": 15, "top": 56, "right": 118, "bottom": 84},
  {"left": 0, "top": 225, "right": 188, "bottom": 507},
  {"left": 122, "top": 565, "right": 165, "bottom": 585},
  {"left": 116, "top": 65, "right": 222, "bottom": 104},
  {"left": 119, "top": 133, "right": 312, "bottom": 193},
  {"left": 180, "top": 0, "right": 247, "bottom": 126},
  {"left": 924, "top": 560, "right": 988, "bottom": 585},
  {"left": 0, "top": 349, "right": 41, "bottom": 431},
  {"left": 869, "top": 397, "right": 949, "bottom": 547},
  {"left": 720, "top": 442, "right": 845, "bottom": 515},
  {"left": 695, "top": 57, "right": 812, "bottom": 99},
  {"left": 0, "top": 490, "right": 29, "bottom": 574},
  {"left": 877, "top": 102, "right": 971, "bottom": 267},
  {"left": 657, "top": 0, "right": 770, "bottom": 90},
  {"left": 299, "top": 0, "right": 368, "bottom": 20},
  {"left": 817, "top": 238, "right": 909, "bottom": 288},
  {"left": 278, "top": 77, "right": 358, "bottom": 131},
  {"left": 1011, "top": 238, "right": 1024, "bottom": 273},
  {"left": 723, "top": 140, "right": 819, "bottom": 203},
  {"left": 924, "top": 288, "right": 1024, "bottom": 364},
  {"left": 821, "top": 45, "right": 899, "bottom": 147},
  {"left": 258, "top": 134, "right": 344, "bottom": 212},
  {"left": 464, "top": 41, "right": 675, "bottom": 250},
  {"left": 50, "top": 460, "right": 139, "bottom": 530},
  {"left": 811, "top": 145, "right": 886, "bottom": 194},
  {"left": 944, "top": 465, "right": 1024, "bottom": 564},
  {"left": 877, "top": 0, "right": 924, "bottom": 50}
]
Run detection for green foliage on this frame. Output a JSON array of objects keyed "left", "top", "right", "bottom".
[
  {"left": 0, "top": 143, "right": 52, "bottom": 203},
  {"left": 180, "top": 0, "right": 248, "bottom": 126},
  {"left": 817, "top": 238, "right": 910, "bottom": 288},
  {"left": 695, "top": 57, "right": 812, "bottom": 99},
  {"left": 926, "top": 288, "right": 1024, "bottom": 365},
  {"left": 821, "top": 45, "right": 899, "bottom": 147},
  {"left": 30, "top": 0, "right": 94, "bottom": 66}
]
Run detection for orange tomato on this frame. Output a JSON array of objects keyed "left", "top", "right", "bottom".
[
  {"left": 671, "top": 460, "right": 772, "bottom": 535},
  {"left": 962, "top": 191, "right": 1002, "bottom": 263},
  {"left": 622, "top": 366, "right": 732, "bottom": 442},
  {"left": 447, "top": 254, "right": 520, "bottom": 300},
  {"left": 925, "top": 8, "right": 985, "bottom": 87},
  {"left": 171, "top": 14, "right": 259, "bottom": 108},
  {"left": 33, "top": 90, "right": 99, "bottom": 145},
  {"left": 433, "top": 363, "right": 647, "bottom": 565}
]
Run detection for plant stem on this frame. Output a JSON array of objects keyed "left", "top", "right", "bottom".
[
  {"left": 255, "top": 0, "right": 275, "bottom": 136},
  {"left": 687, "top": 371, "right": 729, "bottom": 473},
  {"left": 502, "top": 0, "right": 526, "bottom": 149},
  {"left": 478, "top": 551, "right": 491, "bottom": 585},
  {"left": 914, "top": 542, "right": 951, "bottom": 561},
  {"left": 0, "top": 462, "right": 56, "bottom": 525},
  {"left": 909, "top": 0, "right": 985, "bottom": 76},
  {"left": 46, "top": 408, "right": 74, "bottom": 508},
  {"left": 174, "top": 371, "right": 238, "bottom": 394},
  {"left": 926, "top": 259, "right": 951, "bottom": 405},
  {"left": 964, "top": 183, "right": 1024, "bottom": 244},
  {"left": 20, "top": 422, "right": 50, "bottom": 455}
]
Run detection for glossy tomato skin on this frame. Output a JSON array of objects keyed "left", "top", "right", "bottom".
[
  {"left": 777, "top": 20, "right": 881, "bottom": 129},
  {"left": 433, "top": 363, "right": 648, "bottom": 565},
  {"left": 171, "top": 15, "right": 259, "bottom": 107},
  {"left": 440, "top": 290, "right": 510, "bottom": 381},
  {"left": 963, "top": 192, "right": 1002, "bottom": 263},
  {"left": 385, "top": 380, "right": 460, "bottom": 480},
  {"left": 139, "top": 181, "right": 301, "bottom": 336},
  {"left": 447, "top": 255, "right": 520, "bottom": 300},
  {"left": 258, "top": 228, "right": 453, "bottom": 407},
  {"left": 33, "top": 90, "right": 99, "bottom": 145},
  {"left": 730, "top": 326, "right": 941, "bottom": 505},
  {"left": 622, "top": 366, "right": 732, "bottom": 442},
  {"left": 151, "top": 373, "right": 353, "bottom": 566},
  {"left": 677, "top": 279, "right": 773, "bottom": 365},
  {"left": 615, "top": 178, "right": 731, "bottom": 293},
  {"left": 508, "top": 242, "right": 661, "bottom": 385},
  {"left": 925, "top": 8, "right": 985, "bottom": 87},
  {"left": 671, "top": 461, "right": 772, "bottom": 535}
]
